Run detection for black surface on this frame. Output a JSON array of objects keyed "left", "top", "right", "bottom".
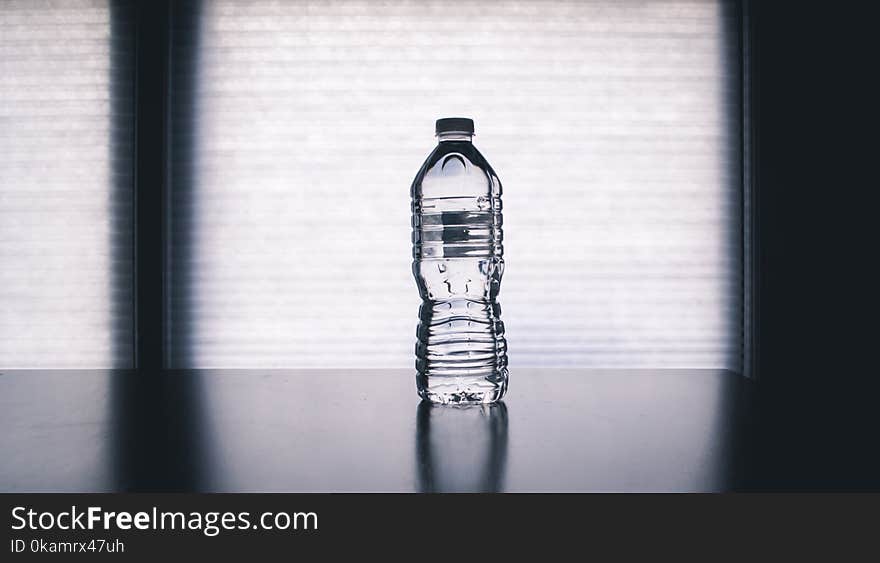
[{"left": 0, "top": 369, "right": 757, "bottom": 492}]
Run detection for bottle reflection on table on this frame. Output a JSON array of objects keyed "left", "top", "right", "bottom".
[{"left": 415, "top": 400, "right": 508, "bottom": 493}]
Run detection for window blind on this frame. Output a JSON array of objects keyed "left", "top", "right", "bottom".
[
  {"left": 0, "top": 0, "right": 134, "bottom": 368},
  {"left": 168, "top": 0, "right": 743, "bottom": 370}
]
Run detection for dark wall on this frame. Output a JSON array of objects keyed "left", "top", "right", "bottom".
[{"left": 751, "top": 1, "right": 877, "bottom": 489}]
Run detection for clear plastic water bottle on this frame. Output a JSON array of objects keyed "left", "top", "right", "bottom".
[{"left": 411, "top": 117, "right": 508, "bottom": 404}]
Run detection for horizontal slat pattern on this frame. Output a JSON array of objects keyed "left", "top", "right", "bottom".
[
  {"left": 169, "top": 0, "right": 742, "bottom": 369},
  {"left": 0, "top": 0, "right": 134, "bottom": 368}
]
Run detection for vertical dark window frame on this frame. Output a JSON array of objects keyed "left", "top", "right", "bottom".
[
  {"left": 132, "top": 0, "right": 170, "bottom": 368},
  {"left": 123, "top": 0, "right": 758, "bottom": 375},
  {"left": 108, "top": 1, "right": 138, "bottom": 368},
  {"left": 743, "top": 1, "right": 763, "bottom": 384},
  {"left": 118, "top": 0, "right": 210, "bottom": 491},
  {"left": 721, "top": 0, "right": 752, "bottom": 380},
  {"left": 166, "top": 0, "right": 202, "bottom": 369},
  {"left": 742, "top": 0, "right": 757, "bottom": 380}
]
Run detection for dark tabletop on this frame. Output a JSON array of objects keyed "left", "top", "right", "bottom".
[{"left": 0, "top": 369, "right": 757, "bottom": 492}]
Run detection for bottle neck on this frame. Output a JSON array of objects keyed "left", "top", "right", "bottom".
[{"left": 437, "top": 132, "right": 473, "bottom": 142}]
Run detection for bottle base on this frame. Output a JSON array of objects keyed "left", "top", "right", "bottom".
[{"left": 417, "top": 372, "right": 508, "bottom": 405}]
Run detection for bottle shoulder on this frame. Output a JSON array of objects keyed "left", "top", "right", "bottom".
[{"left": 411, "top": 142, "right": 501, "bottom": 196}]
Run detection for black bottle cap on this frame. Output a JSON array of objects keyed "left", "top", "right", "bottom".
[{"left": 435, "top": 117, "right": 474, "bottom": 135}]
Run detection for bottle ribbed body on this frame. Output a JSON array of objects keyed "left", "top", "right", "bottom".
[{"left": 411, "top": 134, "right": 507, "bottom": 404}]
